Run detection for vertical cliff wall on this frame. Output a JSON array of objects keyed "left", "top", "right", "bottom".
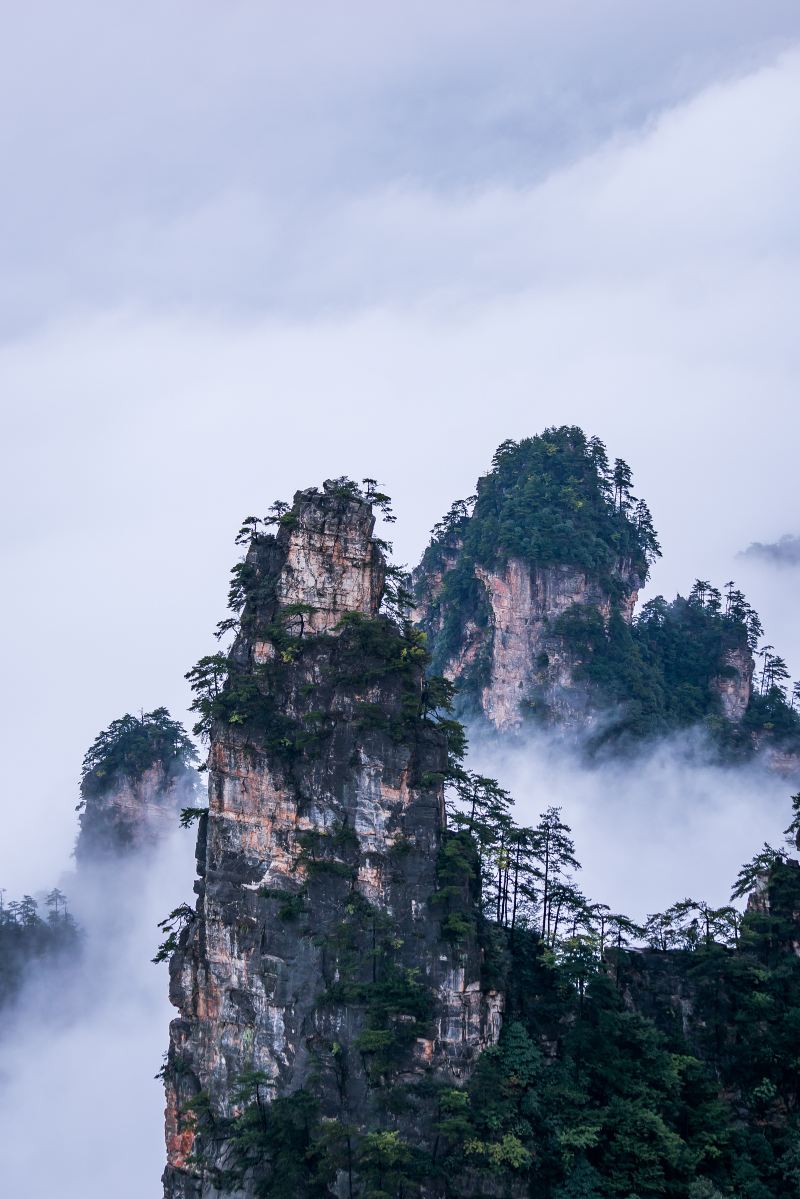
[
  {"left": 709, "top": 646, "right": 754, "bottom": 724},
  {"left": 415, "top": 552, "right": 640, "bottom": 733},
  {"left": 412, "top": 432, "right": 777, "bottom": 747},
  {"left": 412, "top": 430, "right": 654, "bottom": 735},
  {"left": 164, "top": 482, "right": 500, "bottom": 1199}
]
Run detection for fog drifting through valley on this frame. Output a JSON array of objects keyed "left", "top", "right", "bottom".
[
  {"left": 0, "top": 734, "right": 796, "bottom": 1196},
  {"left": 469, "top": 728, "right": 795, "bottom": 923},
  {"left": 1, "top": 3, "right": 799, "bottom": 1194}
]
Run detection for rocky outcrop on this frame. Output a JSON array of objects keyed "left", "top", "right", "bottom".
[
  {"left": 414, "top": 552, "right": 640, "bottom": 734},
  {"left": 474, "top": 560, "right": 639, "bottom": 732},
  {"left": 617, "top": 949, "right": 700, "bottom": 1048},
  {"left": 709, "top": 647, "right": 753, "bottom": 724},
  {"left": 76, "top": 759, "right": 197, "bottom": 864},
  {"left": 163, "top": 483, "right": 499, "bottom": 1198}
]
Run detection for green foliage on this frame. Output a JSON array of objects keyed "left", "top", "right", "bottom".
[
  {"left": 0, "top": 888, "right": 81, "bottom": 1009},
  {"left": 331, "top": 612, "right": 427, "bottom": 685},
  {"left": 434, "top": 830, "right": 479, "bottom": 944},
  {"left": 187, "top": 604, "right": 456, "bottom": 769},
  {"left": 258, "top": 886, "right": 308, "bottom": 921},
  {"left": 80, "top": 707, "right": 197, "bottom": 798},
  {"left": 443, "top": 985, "right": 736, "bottom": 1197},
  {"left": 298, "top": 823, "right": 361, "bottom": 882},
  {"left": 731, "top": 844, "right": 784, "bottom": 901},
  {"left": 417, "top": 428, "right": 659, "bottom": 687},
  {"left": 423, "top": 791, "right": 800, "bottom": 1197},
  {"left": 220, "top": 1082, "right": 338, "bottom": 1198},
  {"left": 152, "top": 902, "right": 195, "bottom": 964},
  {"left": 465, "top": 429, "right": 657, "bottom": 578},
  {"left": 634, "top": 584, "right": 758, "bottom": 723},
  {"left": 744, "top": 685, "right": 800, "bottom": 747},
  {"left": 179, "top": 806, "right": 206, "bottom": 828},
  {"left": 321, "top": 891, "right": 434, "bottom": 1080},
  {"left": 210, "top": 1076, "right": 428, "bottom": 1199},
  {"left": 186, "top": 652, "right": 309, "bottom": 755},
  {"left": 546, "top": 579, "right": 800, "bottom": 751}
]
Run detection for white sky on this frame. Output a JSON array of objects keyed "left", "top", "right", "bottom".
[{"left": 2, "top": 2, "right": 800, "bottom": 892}]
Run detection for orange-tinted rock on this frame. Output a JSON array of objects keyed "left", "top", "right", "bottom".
[{"left": 163, "top": 483, "right": 498, "bottom": 1199}]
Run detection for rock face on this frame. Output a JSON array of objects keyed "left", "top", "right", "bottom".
[
  {"left": 616, "top": 948, "right": 706, "bottom": 1057},
  {"left": 414, "top": 551, "right": 640, "bottom": 734},
  {"left": 164, "top": 482, "right": 500, "bottom": 1198},
  {"left": 271, "top": 488, "right": 385, "bottom": 634},
  {"left": 709, "top": 647, "right": 753, "bottom": 724},
  {"left": 76, "top": 759, "right": 197, "bottom": 864}
]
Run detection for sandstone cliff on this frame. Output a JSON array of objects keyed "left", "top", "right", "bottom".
[
  {"left": 708, "top": 646, "right": 754, "bottom": 725},
  {"left": 412, "top": 430, "right": 658, "bottom": 736},
  {"left": 412, "top": 433, "right": 784, "bottom": 748},
  {"left": 76, "top": 709, "right": 198, "bottom": 864},
  {"left": 163, "top": 482, "right": 500, "bottom": 1199},
  {"left": 415, "top": 551, "right": 640, "bottom": 733}
]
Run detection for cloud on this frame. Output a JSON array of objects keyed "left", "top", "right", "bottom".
[
  {"left": 467, "top": 727, "right": 795, "bottom": 922},
  {"left": 0, "top": 2, "right": 798, "bottom": 331},
  {"left": 1, "top": 0, "right": 799, "bottom": 988},
  {"left": 740, "top": 534, "right": 800, "bottom": 567}
]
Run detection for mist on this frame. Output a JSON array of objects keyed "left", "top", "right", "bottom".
[
  {"left": 3, "top": 24, "right": 800, "bottom": 890},
  {"left": 0, "top": 828, "right": 196, "bottom": 1198},
  {"left": 1, "top": 2, "right": 799, "bottom": 1193},
  {"left": 467, "top": 727, "right": 795, "bottom": 924},
  {"left": 740, "top": 534, "right": 800, "bottom": 568},
  {"left": 0, "top": 721, "right": 796, "bottom": 1194}
]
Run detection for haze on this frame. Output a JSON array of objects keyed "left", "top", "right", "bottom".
[
  {"left": 1, "top": 1, "right": 799, "bottom": 898},
  {"left": 1, "top": 11, "right": 800, "bottom": 1198}
]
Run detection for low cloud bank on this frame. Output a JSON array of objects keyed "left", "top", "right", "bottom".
[
  {"left": 0, "top": 828, "right": 196, "bottom": 1199},
  {"left": 468, "top": 727, "right": 795, "bottom": 923},
  {"left": 739, "top": 533, "right": 800, "bottom": 568}
]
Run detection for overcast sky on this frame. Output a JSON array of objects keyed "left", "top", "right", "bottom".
[{"left": 2, "top": 1, "right": 800, "bottom": 892}]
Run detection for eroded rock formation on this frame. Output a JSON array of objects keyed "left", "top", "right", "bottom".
[
  {"left": 414, "top": 549, "right": 641, "bottom": 734},
  {"left": 164, "top": 482, "right": 500, "bottom": 1198},
  {"left": 709, "top": 646, "right": 754, "bottom": 725},
  {"left": 76, "top": 716, "right": 198, "bottom": 865}
]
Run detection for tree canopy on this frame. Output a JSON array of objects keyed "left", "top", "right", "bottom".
[{"left": 80, "top": 707, "right": 197, "bottom": 798}]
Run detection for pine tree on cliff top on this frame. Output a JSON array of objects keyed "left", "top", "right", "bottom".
[
  {"left": 79, "top": 707, "right": 197, "bottom": 801},
  {"left": 426, "top": 427, "right": 661, "bottom": 582}
]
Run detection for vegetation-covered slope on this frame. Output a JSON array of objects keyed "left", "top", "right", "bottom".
[
  {"left": 414, "top": 428, "right": 659, "bottom": 710},
  {"left": 160, "top": 477, "right": 800, "bottom": 1198},
  {"left": 79, "top": 707, "right": 197, "bottom": 800},
  {"left": 414, "top": 428, "right": 800, "bottom": 756},
  {"left": 0, "top": 888, "right": 79, "bottom": 1010},
  {"left": 76, "top": 707, "right": 198, "bottom": 861}
]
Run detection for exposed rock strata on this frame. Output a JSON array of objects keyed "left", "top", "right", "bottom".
[
  {"left": 164, "top": 483, "right": 500, "bottom": 1198},
  {"left": 709, "top": 647, "right": 753, "bottom": 724},
  {"left": 414, "top": 551, "right": 640, "bottom": 733},
  {"left": 76, "top": 759, "right": 196, "bottom": 864},
  {"left": 474, "top": 560, "right": 639, "bottom": 731}
]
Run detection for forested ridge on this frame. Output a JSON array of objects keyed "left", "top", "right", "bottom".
[
  {"left": 174, "top": 655, "right": 800, "bottom": 1197},
  {"left": 165, "top": 477, "right": 800, "bottom": 1196},
  {"left": 78, "top": 707, "right": 198, "bottom": 804},
  {"left": 5, "top": 458, "right": 800, "bottom": 1199},
  {"left": 415, "top": 427, "right": 800, "bottom": 755}
]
